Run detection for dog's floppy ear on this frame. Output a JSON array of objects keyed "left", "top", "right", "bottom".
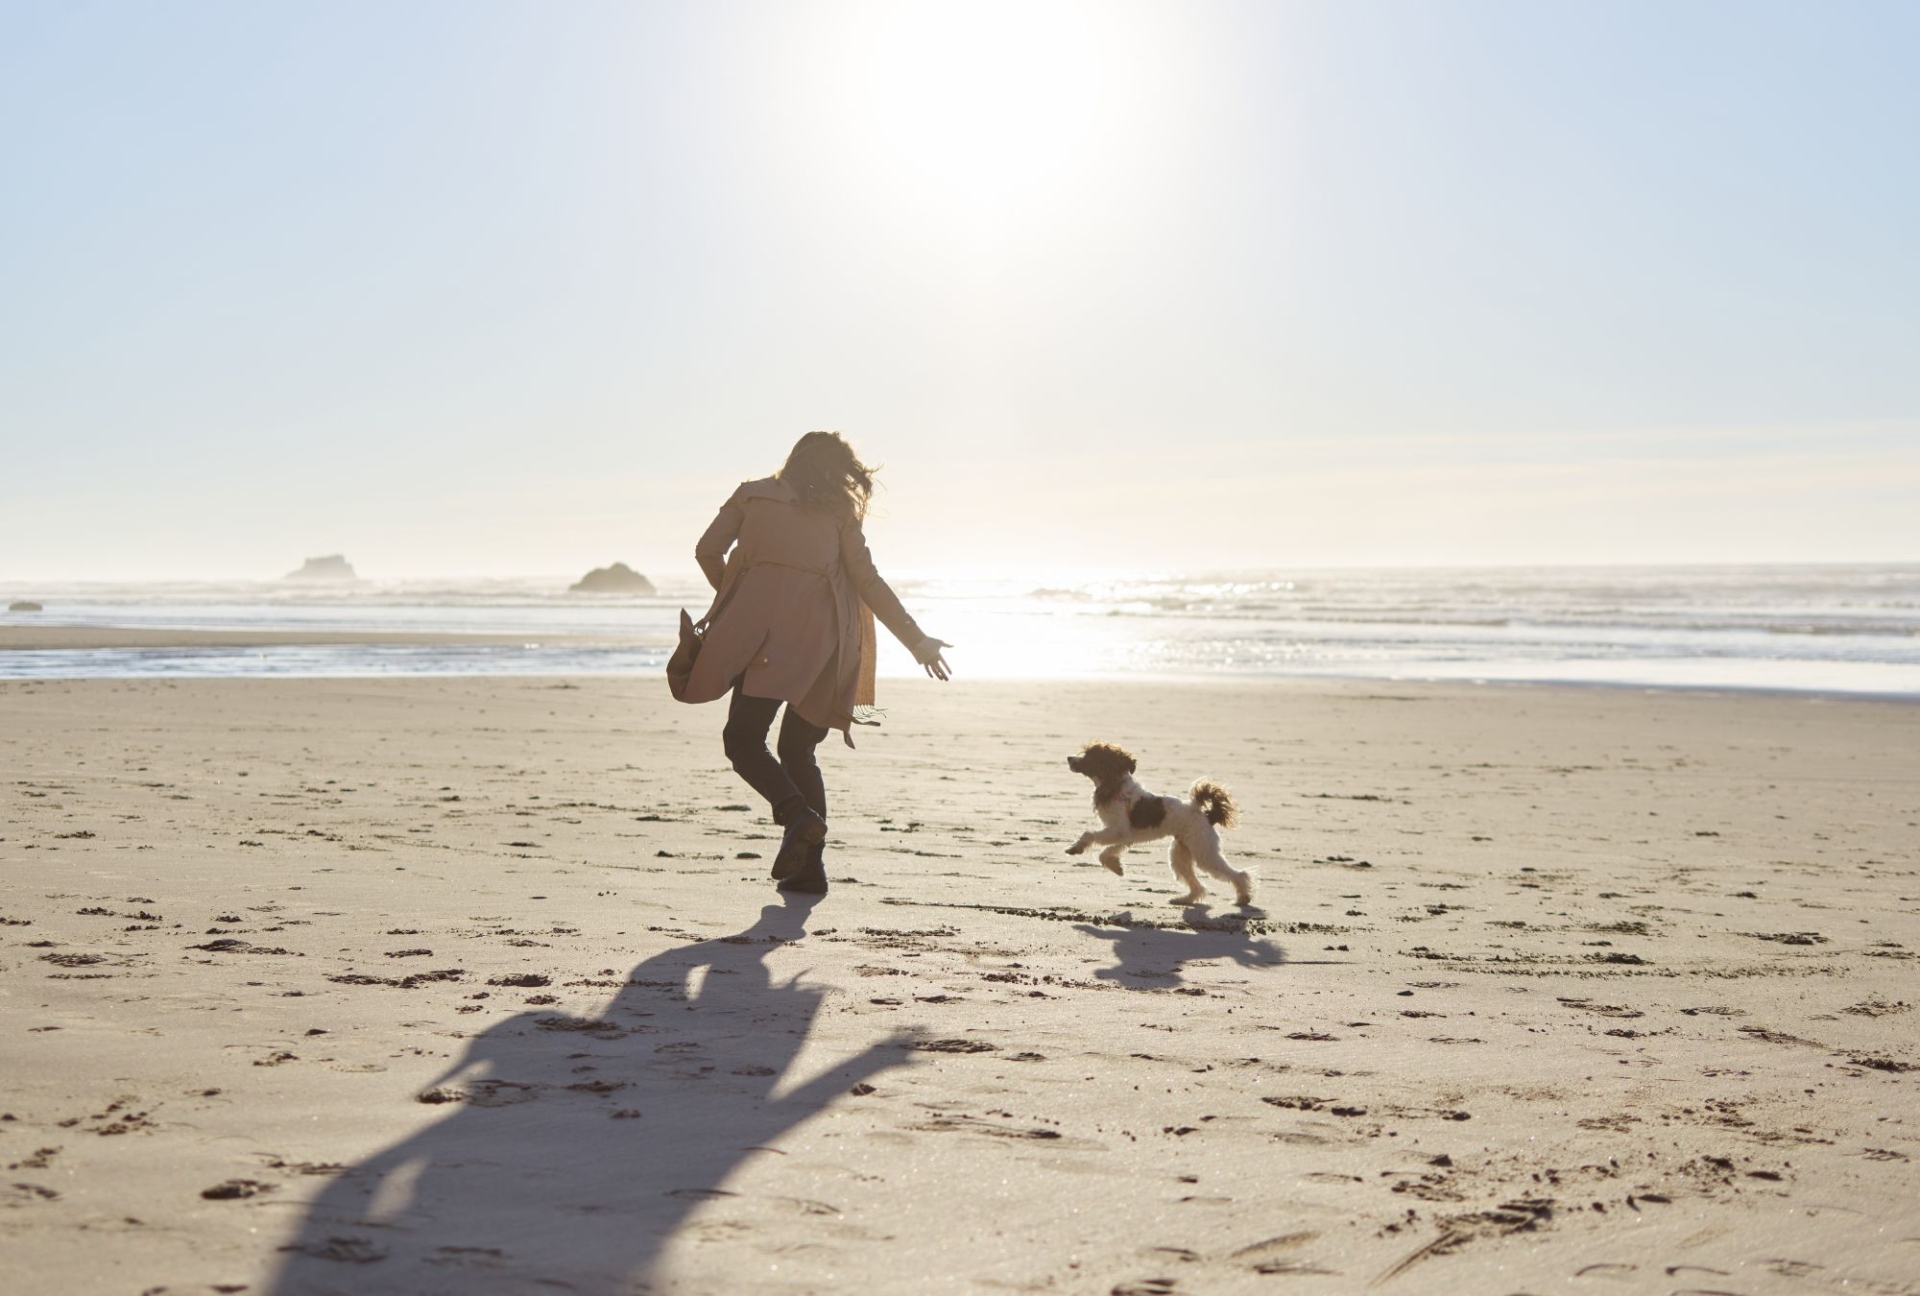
[{"left": 1077, "top": 742, "right": 1137, "bottom": 787}]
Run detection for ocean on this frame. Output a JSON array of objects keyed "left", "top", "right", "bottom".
[{"left": 4, "top": 565, "right": 1919, "bottom": 697}]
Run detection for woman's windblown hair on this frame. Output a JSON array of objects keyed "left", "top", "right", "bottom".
[{"left": 779, "top": 431, "right": 875, "bottom": 524}]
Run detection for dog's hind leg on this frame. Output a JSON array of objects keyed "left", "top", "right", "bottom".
[
  {"left": 1168, "top": 842, "right": 1205, "bottom": 906},
  {"left": 1193, "top": 839, "right": 1255, "bottom": 906}
]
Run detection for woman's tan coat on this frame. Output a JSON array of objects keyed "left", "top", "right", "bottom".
[{"left": 681, "top": 477, "right": 924, "bottom": 738}]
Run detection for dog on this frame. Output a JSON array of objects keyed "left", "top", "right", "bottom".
[{"left": 1064, "top": 742, "right": 1254, "bottom": 907}]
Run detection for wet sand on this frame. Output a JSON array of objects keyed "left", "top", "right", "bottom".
[
  {"left": 2, "top": 675, "right": 1917, "bottom": 1294},
  {"left": 0, "top": 626, "right": 605, "bottom": 651}
]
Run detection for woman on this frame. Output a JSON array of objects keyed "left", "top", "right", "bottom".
[{"left": 678, "top": 432, "right": 952, "bottom": 895}]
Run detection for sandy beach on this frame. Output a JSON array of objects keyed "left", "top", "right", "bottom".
[{"left": 3, "top": 672, "right": 1917, "bottom": 1294}]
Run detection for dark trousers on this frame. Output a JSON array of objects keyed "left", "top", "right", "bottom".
[{"left": 722, "top": 684, "right": 829, "bottom": 825}]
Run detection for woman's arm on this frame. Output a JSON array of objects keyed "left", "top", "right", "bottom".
[
  {"left": 694, "top": 493, "right": 745, "bottom": 591},
  {"left": 841, "top": 523, "right": 952, "bottom": 680},
  {"left": 839, "top": 524, "right": 923, "bottom": 646}
]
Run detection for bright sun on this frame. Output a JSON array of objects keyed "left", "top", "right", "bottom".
[{"left": 856, "top": 3, "right": 1122, "bottom": 209}]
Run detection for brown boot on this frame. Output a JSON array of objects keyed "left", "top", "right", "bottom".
[
  {"left": 777, "top": 846, "right": 828, "bottom": 895},
  {"left": 770, "top": 807, "right": 827, "bottom": 881}
]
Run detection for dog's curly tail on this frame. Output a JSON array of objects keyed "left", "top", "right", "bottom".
[{"left": 1189, "top": 780, "right": 1237, "bottom": 828}]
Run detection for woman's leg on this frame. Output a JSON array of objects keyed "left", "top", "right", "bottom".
[
  {"left": 774, "top": 708, "right": 832, "bottom": 894},
  {"left": 775, "top": 707, "right": 830, "bottom": 822},
  {"left": 725, "top": 684, "right": 828, "bottom": 884},
  {"left": 723, "top": 686, "right": 806, "bottom": 820}
]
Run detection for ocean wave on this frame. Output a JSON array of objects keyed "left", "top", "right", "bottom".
[{"left": 8, "top": 563, "right": 1919, "bottom": 692}]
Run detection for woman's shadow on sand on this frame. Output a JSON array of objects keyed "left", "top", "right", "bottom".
[
  {"left": 1073, "top": 907, "right": 1285, "bottom": 987},
  {"left": 265, "top": 895, "right": 917, "bottom": 1296}
]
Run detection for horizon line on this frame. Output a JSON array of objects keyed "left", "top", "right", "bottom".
[{"left": 6, "top": 555, "right": 1920, "bottom": 587}]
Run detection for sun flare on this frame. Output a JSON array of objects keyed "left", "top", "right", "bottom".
[{"left": 856, "top": 3, "right": 1124, "bottom": 208}]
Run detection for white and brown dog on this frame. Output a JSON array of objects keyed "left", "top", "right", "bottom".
[{"left": 1065, "top": 742, "right": 1254, "bottom": 907}]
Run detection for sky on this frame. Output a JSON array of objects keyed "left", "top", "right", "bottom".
[{"left": 2, "top": 0, "right": 1916, "bottom": 581}]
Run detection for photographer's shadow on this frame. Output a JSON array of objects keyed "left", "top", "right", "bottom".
[
  {"left": 266, "top": 895, "right": 914, "bottom": 1295},
  {"left": 1074, "top": 909, "right": 1284, "bottom": 988}
]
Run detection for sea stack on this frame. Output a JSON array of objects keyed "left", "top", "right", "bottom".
[
  {"left": 283, "top": 555, "right": 360, "bottom": 582},
  {"left": 569, "top": 562, "right": 656, "bottom": 594},
  {"left": 7, "top": 600, "right": 42, "bottom": 612}
]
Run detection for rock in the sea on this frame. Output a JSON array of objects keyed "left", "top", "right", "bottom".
[
  {"left": 7, "top": 600, "right": 42, "bottom": 612},
  {"left": 569, "top": 562, "right": 656, "bottom": 595},
  {"left": 283, "top": 555, "right": 359, "bottom": 582}
]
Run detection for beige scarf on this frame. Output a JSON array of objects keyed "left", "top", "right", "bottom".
[{"left": 855, "top": 604, "right": 877, "bottom": 711}]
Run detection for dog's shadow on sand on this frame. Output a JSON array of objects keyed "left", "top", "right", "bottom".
[
  {"left": 264, "top": 895, "right": 916, "bottom": 1296},
  {"left": 1073, "top": 908, "right": 1284, "bottom": 987}
]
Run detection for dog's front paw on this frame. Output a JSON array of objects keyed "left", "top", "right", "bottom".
[
  {"left": 1065, "top": 836, "right": 1090, "bottom": 856},
  {"left": 1101, "top": 856, "right": 1124, "bottom": 877},
  {"left": 1170, "top": 893, "right": 1205, "bottom": 907}
]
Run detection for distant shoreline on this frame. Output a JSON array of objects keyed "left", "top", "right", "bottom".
[
  {"left": 1, "top": 648, "right": 1916, "bottom": 704},
  {"left": 0, "top": 626, "right": 617, "bottom": 651}
]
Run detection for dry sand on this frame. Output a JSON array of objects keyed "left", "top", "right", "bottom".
[{"left": 2, "top": 674, "right": 1917, "bottom": 1295}]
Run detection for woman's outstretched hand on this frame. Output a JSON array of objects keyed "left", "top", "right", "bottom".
[{"left": 912, "top": 636, "right": 953, "bottom": 681}]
